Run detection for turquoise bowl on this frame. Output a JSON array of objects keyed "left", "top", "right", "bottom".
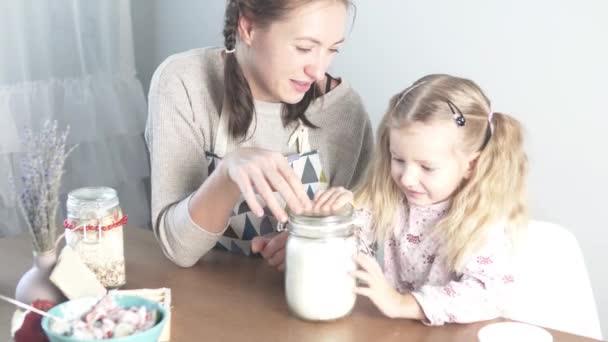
[{"left": 41, "top": 295, "right": 167, "bottom": 342}]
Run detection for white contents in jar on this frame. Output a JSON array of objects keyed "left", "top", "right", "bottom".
[{"left": 285, "top": 235, "right": 357, "bottom": 321}]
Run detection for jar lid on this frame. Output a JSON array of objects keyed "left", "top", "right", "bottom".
[
  {"left": 285, "top": 204, "right": 354, "bottom": 239},
  {"left": 287, "top": 204, "right": 354, "bottom": 226},
  {"left": 67, "top": 187, "right": 119, "bottom": 218}
]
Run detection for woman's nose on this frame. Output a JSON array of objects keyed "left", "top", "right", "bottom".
[{"left": 304, "top": 64, "right": 325, "bottom": 82}]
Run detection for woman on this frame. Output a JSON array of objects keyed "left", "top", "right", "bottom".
[{"left": 145, "top": 0, "right": 372, "bottom": 270}]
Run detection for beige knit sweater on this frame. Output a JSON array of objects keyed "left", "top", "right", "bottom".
[{"left": 145, "top": 47, "right": 373, "bottom": 267}]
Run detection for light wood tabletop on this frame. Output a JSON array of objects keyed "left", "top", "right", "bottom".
[{"left": 1, "top": 226, "right": 602, "bottom": 341}]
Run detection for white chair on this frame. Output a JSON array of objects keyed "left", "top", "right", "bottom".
[{"left": 503, "top": 220, "right": 602, "bottom": 340}]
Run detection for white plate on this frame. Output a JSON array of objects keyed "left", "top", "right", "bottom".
[{"left": 478, "top": 322, "right": 553, "bottom": 342}]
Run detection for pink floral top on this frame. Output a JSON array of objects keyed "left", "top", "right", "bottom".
[{"left": 356, "top": 200, "right": 515, "bottom": 325}]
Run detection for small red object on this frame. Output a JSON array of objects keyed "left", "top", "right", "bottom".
[{"left": 14, "top": 299, "right": 56, "bottom": 342}]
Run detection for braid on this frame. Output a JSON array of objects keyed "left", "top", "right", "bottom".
[
  {"left": 223, "top": 0, "right": 239, "bottom": 51},
  {"left": 223, "top": 0, "right": 256, "bottom": 140}
]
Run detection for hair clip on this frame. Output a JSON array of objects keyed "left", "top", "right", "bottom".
[
  {"left": 225, "top": 47, "right": 236, "bottom": 54},
  {"left": 447, "top": 101, "right": 466, "bottom": 127}
]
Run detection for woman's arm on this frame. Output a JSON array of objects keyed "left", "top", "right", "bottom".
[
  {"left": 146, "top": 68, "right": 228, "bottom": 267},
  {"left": 146, "top": 66, "right": 312, "bottom": 267}
]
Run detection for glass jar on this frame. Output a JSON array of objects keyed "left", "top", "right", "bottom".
[
  {"left": 280, "top": 205, "right": 357, "bottom": 321},
  {"left": 63, "top": 187, "right": 127, "bottom": 288}
]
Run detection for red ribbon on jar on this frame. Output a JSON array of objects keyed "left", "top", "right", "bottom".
[{"left": 63, "top": 215, "right": 128, "bottom": 232}]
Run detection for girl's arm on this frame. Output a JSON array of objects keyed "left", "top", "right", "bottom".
[
  {"left": 354, "top": 224, "right": 514, "bottom": 324},
  {"left": 410, "top": 226, "right": 515, "bottom": 325}
]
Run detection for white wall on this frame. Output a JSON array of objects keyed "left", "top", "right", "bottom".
[
  {"left": 131, "top": 0, "right": 608, "bottom": 336},
  {"left": 131, "top": 0, "right": 226, "bottom": 92}
]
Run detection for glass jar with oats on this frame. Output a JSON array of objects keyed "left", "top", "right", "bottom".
[{"left": 63, "top": 187, "right": 127, "bottom": 288}]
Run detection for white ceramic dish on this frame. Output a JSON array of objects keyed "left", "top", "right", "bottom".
[{"left": 478, "top": 322, "right": 553, "bottom": 342}]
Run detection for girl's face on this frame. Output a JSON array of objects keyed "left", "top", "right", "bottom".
[
  {"left": 237, "top": 0, "right": 347, "bottom": 103},
  {"left": 389, "top": 121, "right": 478, "bottom": 206}
]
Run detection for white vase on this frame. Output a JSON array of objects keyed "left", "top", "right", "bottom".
[{"left": 15, "top": 248, "right": 65, "bottom": 305}]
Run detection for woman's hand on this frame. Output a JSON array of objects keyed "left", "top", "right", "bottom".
[
  {"left": 220, "top": 147, "right": 312, "bottom": 222},
  {"left": 251, "top": 187, "right": 353, "bottom": 271},
  {"left": 251, "top": 232, "right": 288, "bottom": 271}
]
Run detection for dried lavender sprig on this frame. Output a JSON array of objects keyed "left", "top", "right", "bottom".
[{"left": 11, "top": 120, "right": 75, "bottom": 253}]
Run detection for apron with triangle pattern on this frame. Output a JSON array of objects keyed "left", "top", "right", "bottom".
[{"left": 205, "top": 107, "right": 328, "bottom": 256}]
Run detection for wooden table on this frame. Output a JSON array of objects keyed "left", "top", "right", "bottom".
[{"left": 1, "top": 227, "right": 601, "bottom": 341}]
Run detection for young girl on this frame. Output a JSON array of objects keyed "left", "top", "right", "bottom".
[{"left": 319, "top": 74, "right": 528, "bottom": 325}]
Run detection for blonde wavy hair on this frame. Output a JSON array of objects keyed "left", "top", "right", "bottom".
[{"left": 354, "top": 74, "right": 528, "bottom": 272}]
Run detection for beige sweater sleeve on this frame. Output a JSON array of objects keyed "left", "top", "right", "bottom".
[{"left": 145, "top": 62, "right": 225, "bottom": 268}]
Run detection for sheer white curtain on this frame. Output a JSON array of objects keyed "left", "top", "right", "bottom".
[{"left": 0, "top": 1, "right": 150, "bottom": 236}]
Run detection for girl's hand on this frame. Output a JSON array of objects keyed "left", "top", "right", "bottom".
[
  {"left": 220, "top": 148, "right": 312, "bottom": 222},
  {"left": 307, "top": 187, "right": 353, "bottom": 216},
  {"left": 353, "top": 254, "right": 416, "bottom": 319}
]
